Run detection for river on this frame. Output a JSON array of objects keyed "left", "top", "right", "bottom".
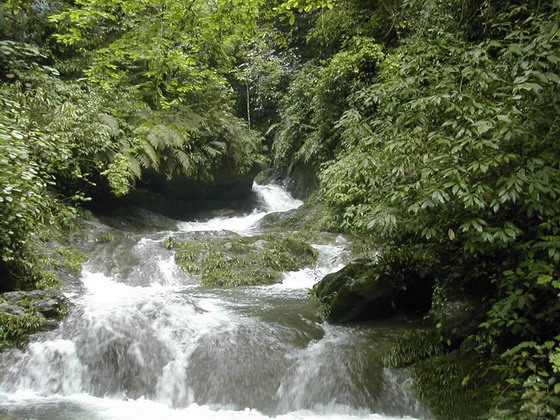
[{"left": 0, "top": 183, "right": 428, "bottom": 420}]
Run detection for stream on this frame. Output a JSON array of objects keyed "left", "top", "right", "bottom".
[{"left": 0, "top": 183, "right": 428, "bottom": 420}]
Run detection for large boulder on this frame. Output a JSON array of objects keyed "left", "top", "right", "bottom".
[
  {"left": 167, "top": 231, "right": 319, "bottom": 287},
  {"left": 127, "top": 162, "right": 260, "bottom": 219},
  {"left": 312, "top": 259, "right": 433, "bottom": 323},
  {"left": 285, "top": 160, "right": 320, "bottom": 200},
  {"left": 89, "top": 160, "right": 260, "bottom": 220}
]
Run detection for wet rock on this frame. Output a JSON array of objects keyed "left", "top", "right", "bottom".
[
  {"left": 1, "top": 289, "right": 69, "bottom": 319},
  {"left": 312, "top": 259, "right": 433, "bottom": 323},
  {"left": 0, "top": 302, "right": 24, "bottom": 316},
  {"left": 431, "top": 295, "right": 485, "bottom": 346},
  {"left": 107, "top": 162, "right": 261, "bottom": 219},
  {"left": 285, "top": 160, "right": 320, "bottom": 200},
  {"left": 258, "top": 197, "right": 333, "bottom": 233},
  {"left": 169, "top": 232, "right": 319, "bottom": 287},
  {"left": 313, "top": 259, "right": 393, "bottom": 322},
  {"left": 31, "top": 296, "right": 68, "bottom": 318},
  {"left": 0, "top": 289, "right": 70, "bottom": 349}
]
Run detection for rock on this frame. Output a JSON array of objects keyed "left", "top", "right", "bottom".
[
  {"left": 312, "top": 258, "right": 433, "bottom": 323},
  {"left": 258, "top": 196, "right": 333, "bottom": 233},
  {"left": 0, "top": 289, "right": 69, "bottom": 319},
  {"left": 171, "top": 232, "right": 319, "bottom": 287},
  {"left": 313, "top": 259, "right": 394, "bottom": 322},
  {"left": 285, "top": 160, "right": 320, "bottom": 200},
  {"left": 0, "top": 289, "right": 70, "bottom": 349},
  {"left": 31, "top": 296, "right": 68, "bottom": 318},
  {"left": 0, "top": 302, "right": 24, "bottom": 316},
  {"left": 431, "top": 295, "right": 485, "bottom": 346},
  {"left": 117, "top": 161, "right": 260, "bottom": 219}
]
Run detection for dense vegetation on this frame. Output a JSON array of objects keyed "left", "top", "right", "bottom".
[
  {"left": 0, "top": 0, "right": 268, "bottom": 290},
  {"left": 1, "top": 0, "right": 559, "bottom": 417},
  {"left": 271, "top": 0, "right": 560, "bottom": 417}
]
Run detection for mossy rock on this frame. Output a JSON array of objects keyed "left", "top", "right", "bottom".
[
  {"left": 312, "top": 259, "right": 396, "bottom": 322},
  {"left": 168, "top": 232, "right": 319, "bottom": 287},
  {"left": 0, "top": 289, "right": 71, "bottom": 350},
  {"left": 429, "top": 294, "right": 486, "bottom": 348},
  {"left": 312, "top": 257, "right": 433, "bottom": 323},
  {"left": 383, "top": 329, "right": 498, "bottom": 420},
  {"left": 1, "top": 290, "right": 70, "bottom": 319},
  {"left": 258, "top": 194, "right": 337, "bottom": 233},
  {"left": 412, "top": 350, "right": 497, "bottom": 419}
]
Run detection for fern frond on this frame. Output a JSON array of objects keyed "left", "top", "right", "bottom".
[
  {"left": 174, "top": 149, "right": 195, "bottom": 175},
  {"left": 135, "top": 153, "right": 151, "bottom": 169},
  {"left": 146, "top": 131, "right": 163, "bottom": 150},
  {"left": 98, "top": 113, "right": 120, "bottom": 136},
  {"left": 138, "top": 140, "right": 159, "bottom": 170},
  {"left": 177, "top": 106, "right": 204, "bottom": 133},
  {"left": 203, "top": 144, "right": 223, "bottom": 159},
  {"left": 126, "top": 154, "right": 143, "bottom": 178}
]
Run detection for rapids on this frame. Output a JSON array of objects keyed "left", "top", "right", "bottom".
[{"left": 0, "top": 183, "right": 428, "bottom": 420}]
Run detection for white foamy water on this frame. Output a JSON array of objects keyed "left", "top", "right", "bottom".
[
  {"left": 254, "top": 183, "right": 304, "bottom": 213},
  {"left": 178, "top": 183, "right": 303, "bottom": 236},
  {"left": 178, "top": 210, "right": 267, "bottom": 235},
  {"left": 274, "top": 240, "right": 350, "bottom": 291},
  {"left": 0, "top": 392, "right": 414, "bottom": 420},
  {"left": 0, "top": 183, "right": 424, "bottom": 420}
]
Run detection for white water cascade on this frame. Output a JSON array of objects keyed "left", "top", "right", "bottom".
[{"left": 0, "top": 183, "right": 427, "bottom": 420}]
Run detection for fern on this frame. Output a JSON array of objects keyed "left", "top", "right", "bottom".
[
  {"left": 173, "top": 149, "right": 194, "bottom": 175},
  {"left": 126, "top": 153, "right": 143, "bottom": 178},
  {"left": 137, "top": 140, "right": 159, "bottom": 169}
]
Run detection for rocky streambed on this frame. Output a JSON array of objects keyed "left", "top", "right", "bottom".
[{"left": 0, "top": 183, "right": 429, "bottom": 420}]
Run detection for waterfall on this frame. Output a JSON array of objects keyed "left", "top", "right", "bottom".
[{"left": 0, "top": 183, "right": 427, "bottom": 420}]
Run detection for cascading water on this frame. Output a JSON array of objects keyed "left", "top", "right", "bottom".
[{"left": 0, "top": 183, "right": 428, "bottom": 420}]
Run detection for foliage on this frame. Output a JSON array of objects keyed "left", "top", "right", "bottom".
[
  {"left": 281, "top": 0, "right": 560, "bottom": 417},
  {"left": 412, "top": 351, "right": 498, "bottom": 419},
  {"left": 48, "top": 0, "right": 265, "bottom": 107},
  {"left": 320, "top": 0, "right": 560, "bottom": 335},
  {"left": 0, "top": 0, "right": 271, "bottom": 289},
  {"left": 384, "top": 330, "right": 499, "bottom": 419},
  {"left": 382, "top": 330, "right": 444, "bottom": 368},
  {"left": 0, "top": 311, "right": 45, "bottom": 349},
  {"left": 272, "top": 36, "right": 384, "bottom": 174},
  {"left": 275, "top": 0, "right": 336, "bottom": 25},
  {"left": 0, "top": 96, "right": 49, "bottom": 267},
  {"left": 234, "top": 38, "right": 294, "bottom": 133},
  {"left": 489, "top": 338, "right": 560, "bottom": 418}
]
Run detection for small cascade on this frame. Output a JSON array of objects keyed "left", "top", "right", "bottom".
[{"left": 0, "top": 183, "right": 427, "bottom": 420}]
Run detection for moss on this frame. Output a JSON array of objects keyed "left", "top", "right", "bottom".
[
  {"left": 384, "top": 329, "right": 498, "bottom": 419},
  {"left": 33, "top": 270, "right": 60, "bottom": 290},
  {"left": 162, "top": 237, "right": 176, "bottom": 250},
  {"left": 54, "top": 304, "right": 70, "bottom": 317},
  {"left": 170, "top": 232, "right": 319, "bottom": 287},
  {"left": 254, "top": 168, "right": 275, "bottom": 184},
  {"left": 412, "top": 351, "right": 497, "bottom": 420},
  {"left": 383, "top": 329, "right": 445, "bottom": 368},
  {"left": 202, "top": 266, "right": 281, "bottom": 287},
  {"left": 0, "top": 290, "right": 71, "bottom": 350},
  {"left": 258, "top": 194, "right": 338, "bottom": 233}
]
